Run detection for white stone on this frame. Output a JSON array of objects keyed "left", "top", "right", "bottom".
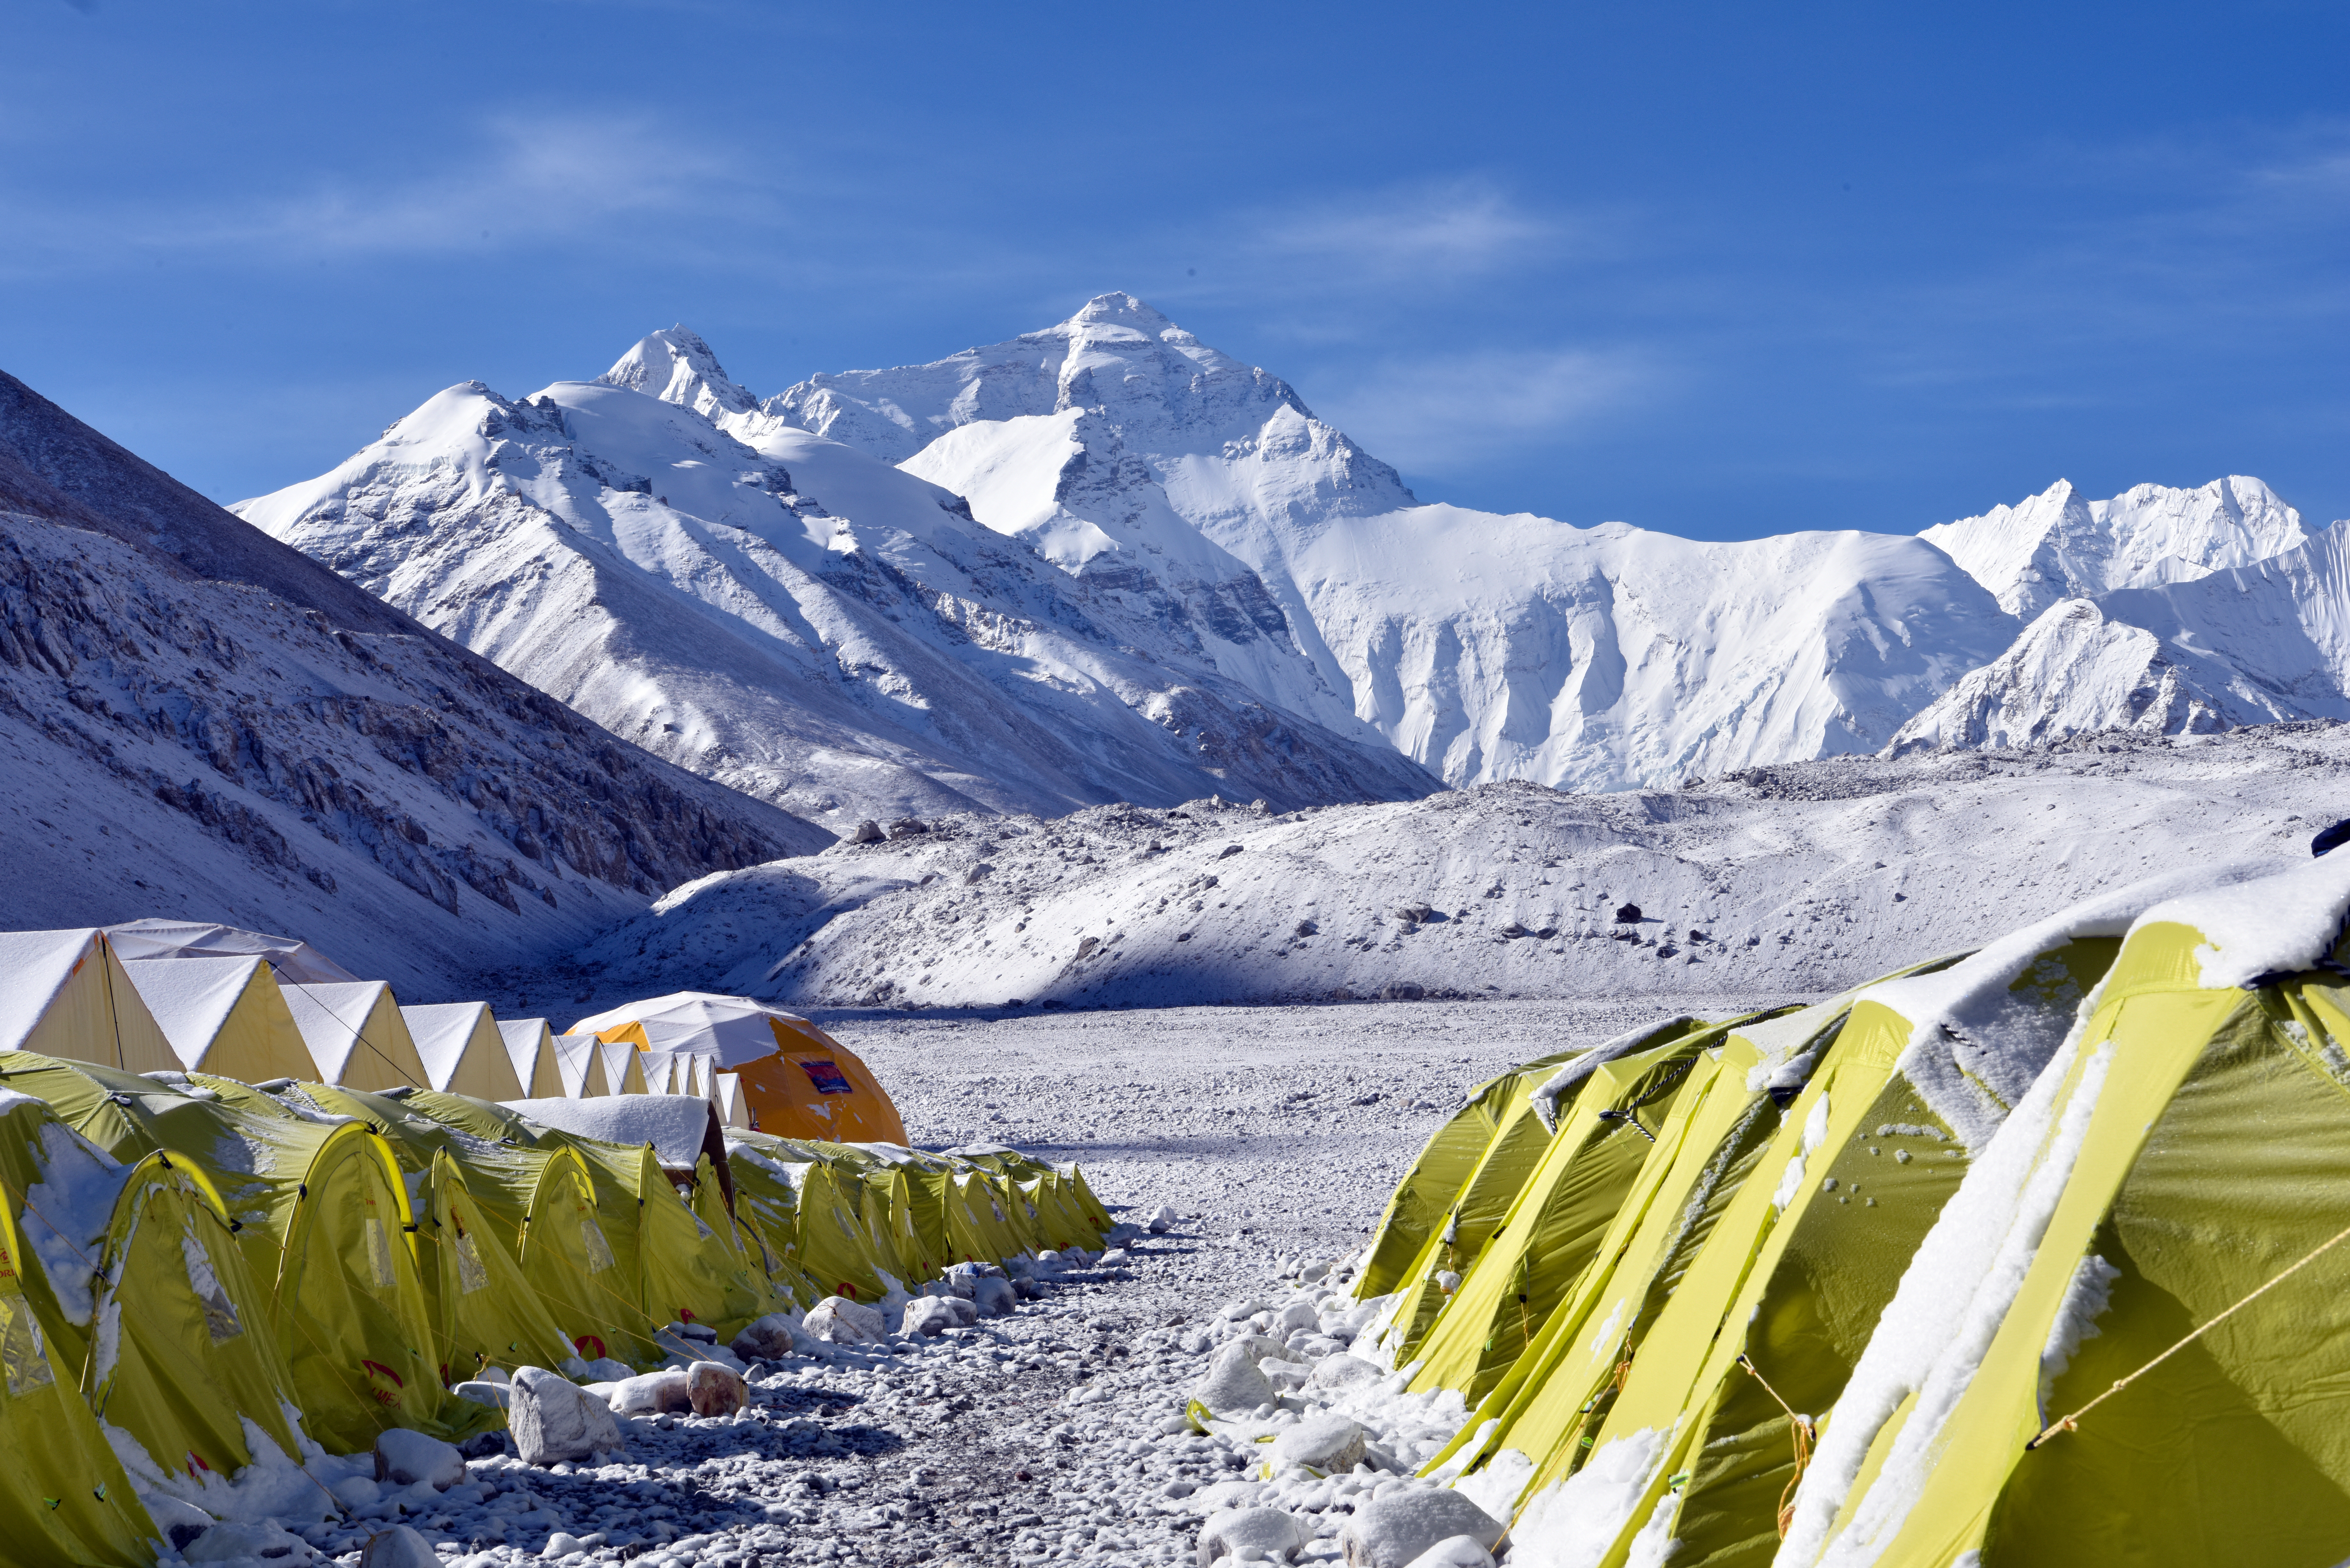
[
  {"left": 542, "top": 1532, "right": 588, "bottom": 1559},
  {"left": 608, "top": 1368, "right": 693, "bottom": 1415},
  {"left": 511, "top": 1364, "right": 626, "bottom": 1466},
  {"left": 971, "top": 1276, "right": 1019, "bottom": 1317},
  {"left": 1197, "top": 1505, "right": 1308, "bottom": 1566},
  {"left": 904, "top": 1296, "right": 978, "bottom": 1336},
  {"left": 805, "top": 1295, "right": 888, "bottom": 1345},
  {"left": 1192, "top": 1340, "right": 1275, "bottom": 1414},
  {"left": 688, "top": 1359, "right": 749, "bottom": 1415},
  {"left": 1273, "top": 1300, "right": 1320, "bottom": 1334},
  {"left": 185, "top": 1521, "right": 320, "bottom": 1564},
  {"left": 1270, "top": 1414, "right": 1368, "bottom": 1474},
  {"left": 1259, "top": 1356, "right": 1314, "bottom": 1391},
  {"left": 1147, "top": 1204, "right": 1179, "bottom": 1233},
  {"left": 357, "top": 1524, "right": 442, "bottom": 1568},
  {"left": 1308, "top": 1354, "right": 1383, "bottom": 1392},
  {"left": 1339, "top": 1489, "right": 1504, "bottom": 1568},
  {"left": 453, "top": 1379, "right": 510, "bottom": 1409},
  {"left": 373, "top": 1428, "right": 466, "bottom": 1491}
]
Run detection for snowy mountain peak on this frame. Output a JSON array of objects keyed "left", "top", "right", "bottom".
[
  {"left": 1921, "top": 474, "right": 2307, "bottom": 616},
  {"left": 598, "top": 326, "right": 759, "bottom": 421},
  {"left": 1058, "top": 290, "right": 1179, "bottom": 337}
]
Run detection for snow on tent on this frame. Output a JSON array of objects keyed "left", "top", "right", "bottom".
[
  {"left": 1767, "top": 854, "right": 2350, "bottom": 1568},
  {"left": 0, "top": 928, "right": 178, "bottom": 1073},
  {"left": 116, "top": 954, "right": 321, "bottom": 1083},
  {"left": 495, "top": 1018, "right": 564, "bottom": 1098},
  {"left": 551, "top": 1033, "right": 610, "bottom": 1098},
  {"left": 570, "top": 993, "right": 906, "bottom": 1143},
  {"left": 0, "top": 1054, "right": 494, "bottom": 1452},
  {"left": 0, "top": 1108, "right": 159, "bottom": 1564},
  {"left": 400, "top": 1002, "right": 526, "bottom": 1101},
  {"left": 597, "top": 1037, "right": 650, "bottom": 1097},
  {"left": 713, "top": 1072, "right": 748, "bottom": 1129},
  {"left": 277, "top": 980, "right": 430, "bottom": 1092},
  {"left": 101, "top": 918, "right": 358, "bottom": 985}
]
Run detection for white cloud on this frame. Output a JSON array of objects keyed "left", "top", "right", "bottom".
[{"left": 1303, "top": 345, "right": 1668, "bottom": 475}]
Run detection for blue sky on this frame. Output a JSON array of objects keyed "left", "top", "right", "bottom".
[{"left": 4, "top": 1, "right": 2345, "bottom": 540}]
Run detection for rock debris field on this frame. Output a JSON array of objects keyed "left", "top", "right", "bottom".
[{"left": 190, "top": 999, "right": 1767, "bottom": 1568}]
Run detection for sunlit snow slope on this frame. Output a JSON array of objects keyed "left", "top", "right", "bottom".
[
  {"left": 0, "top": 369, "right": 816, "bottom": 997},
  {"left": 239, "top": 337, "right": 1430, "bottom": 829}
]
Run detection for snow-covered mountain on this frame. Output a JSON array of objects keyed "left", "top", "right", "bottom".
[
  {"left": 1920, "top": 475, "right": 2307, "bottom": 617},
  {"left": 239, "top": 333, "right": 1431, "bottom": 828},
  {"left": 0, "top": 369, "right": 818, "bottom": 998}
]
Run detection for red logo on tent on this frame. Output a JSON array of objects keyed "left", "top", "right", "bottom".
[
  {"left": 573, "top": 1334, "right": 606, "bottom": 1361},
  {"left": 799, "top": 1060, "right": 853, "bottom": 1095}
]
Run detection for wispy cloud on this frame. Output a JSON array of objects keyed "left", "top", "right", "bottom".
[
  {"left": 1247, "top": 179, "right": 1579, "bottom": 287},
  {"left": 1304, "top": 344, "right": 1669, "bottom": 475}
]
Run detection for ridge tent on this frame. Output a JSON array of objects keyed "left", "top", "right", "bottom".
[
  {"left": 597, "top": 1038, "right": 650, "bottom": 1097},
  {"left": 117, "top": 955, "right": 318, "bottom": 1083},
  {"left": 0, "top": 928, "right": 177, "bottom": 1074},
  {"left": 570, "top": 993, "right": 905, "bottom": 1143},
  {"left": 1774, "top": 857, "right": 2350, "bottom": 1568},
  {"left": 278, "top": 980, "right": 430, "bottom": 1092},
  {"left": 551, "top": 1033, "right": 610, "bottom": 1098},
  {"left": 0, "top": 1053, "right": 488, "bottom": 1452},
  {"left": 102, "top": 919, "right": 357, "bottom": 984},
  {"left": 495, "top": 1019, "right": 564, "bottom": 1099},
  {"left": 636, "top": 1048, "right": 681, "bottom": 1097},
  {"left": 400, "top": 1003, "right": 526, "bottom": 1101},
  {"left": 0, "top": 1172, "right": 158, "bottom": 1565},
  {"left": 713, "top": 1073, "right": 748, "bottom": 1129}
]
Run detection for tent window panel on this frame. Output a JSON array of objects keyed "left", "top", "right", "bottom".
[
  {"left": 181, "top": 1223, "right": 242, "bottom": 1344},
  {"left": 453, "top": 1230, "right": 489, "bottom": 1295},
  {"left": 581, "top": 1218, "right": 616, "bottom": 1275},
  {"left": 364, "top": 1217, "right": 395, "bottom": 1292},
  {"left": 0, "top": 1293, "right": 55, "bottom": 1396}
]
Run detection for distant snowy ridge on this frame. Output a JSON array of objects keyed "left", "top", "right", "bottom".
[{"left": 238, "top": 336, "right": 1431, "bottom": 829}]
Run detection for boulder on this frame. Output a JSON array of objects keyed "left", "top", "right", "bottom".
[
  {"left": 688, "top": 1360, "right": 749, "bottom": 1416},
  {"left": 1401, "top": 1537, "right": 1495, "bottom": 1568},
  {"left": 1259, "top": 1356, "right": 1314, "bottom": 1392},
  {"left": 356, "top": 1524, "right": 442, "bottom": 1568},
  {"left": 1272, "top": 1299, "right": 1320, "bottom": 1334},
  {"left": 1147, "top": 1204, "right": 1179, "bottom": 1233},
  {"left": 510, "top": 1365, "right": 626, "bottom": 1466},
  {"left": 1269, "top": 1414, "right": 1368, "bottom": 1474},
  {"left": 971, "top": 1276, "right": 1019, "bottom": 1317},
  {"left": 453, "top": 1379, "right": 510, "bottom": 1409},
  {"left": 372, "top": 1428, "right": 466, "bottom": 1491},
  {"left": 730, "top": 1311, "right": 806, "bottom": 1362},
  {"left": 1186, "top": 1479, "right": 1267, "bottom": 1514},
  {"left": 852, "top": 819, "right": 885, "bottom": 844},
  {"left": 1339, "top": 1489, "right": 1505, "bottom": 1568},
  {"left": 1308, "top": 1354, "right": 1383, "bottom": 1392},
  {"left": 1196, "top": 1505, "right": 1308, "bottom": 1566},
  {"left": 1191, "top": 1340, "right": 1275, "bottom": 1414},
  {"left": 184, "top": 1521, "right": 320, "bottom": 1564},
  {"left": 607, "top": 1369, "right": 693, "bottom": 1415},
  {"left": 805, "top": 1295, "right": 888, "bottom": 1345},
  {"left": 904, "top": 1296, "right": 977, "bottom": 1337}
]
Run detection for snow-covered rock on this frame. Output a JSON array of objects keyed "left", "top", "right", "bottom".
[
  {"left": 509, "top": 1365, "right": 625, "bottom": 1466},
  {"left": 804, "top": 1296, "right": 887, "bottom": 1345},
  {"left": 1195, "top": 1505, "right": 1310, "bottom": 1566},
  {"left": 1339, "top": 1489, "right": 1505, "bottom": 1568},
  {"left": 1193, "top": 1339, "right": 1277, "bottom": 1414},
  {"left": 355, "top": 1524, "right": 441, "bottom": 1568},
  {"left": 371, "top": 1429, "right": 465, "bottom": 1491},
  {"left": 1269, "top": 1413, "right": 1368, "bottom": 1473}
]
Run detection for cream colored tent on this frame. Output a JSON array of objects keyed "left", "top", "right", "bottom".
[
  {"left": 551, "top": 1032, "right": 610, "bottom": 1097},
  {"left": 597, "top": 1037, "right": 650, "bottom": 1096},
  {"left": 279, "top": 980, "right": 431, "bottom": 1091},
  {"left": 400, "top": 1002, "right": 527, "bottom": 1100},
  {"left": 102, "top": 918, "right": 358, "bottom": 984},
  {"left": 713, "top": 1071, "right": 749, "bottom": 1128},
  {"left": 638, "top": 1046, "right": 681, "bottom": 1096},
  {"left": 0, "top": 928, "right": 178, "bottom": 1072},
  {"left": 118, "top": 954, "right": 319, "bottom": 1081},
  {"left": 495, "top": 1017, "right": 564, "bottom": 1098}
]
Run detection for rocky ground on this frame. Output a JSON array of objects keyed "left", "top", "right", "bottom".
[{"left": 224, "top": 997, "right": 1779, "bottom": 1568}]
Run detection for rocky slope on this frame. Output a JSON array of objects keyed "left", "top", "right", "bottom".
[
  {"left": 0, "top": 369, "right": 821, "bottom": 997},
  {"left": 532, "top": 721, "right": 2350, "bottom": 1016}
]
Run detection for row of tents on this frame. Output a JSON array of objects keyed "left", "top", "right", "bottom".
[
  {"left": 0, "top": 921, "right": 907, "bottom": 1145},
  {"left": 1346, "top": 853, "right": 2350, "bottom": 1568},
  {"left": 0, "top": 923, "right": 1117, "bottom": 1564}
]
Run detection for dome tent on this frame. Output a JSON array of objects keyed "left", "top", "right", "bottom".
[{"left": 570, "top": 993, "right": 905, "bottom": 1144}]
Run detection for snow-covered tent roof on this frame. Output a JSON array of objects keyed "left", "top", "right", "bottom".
[
  {"left": 505, "top": 1094, "right": 727, "bottom": 1173},
  {"left": 570, "top": 991, "right": 829, "bottom": 1068},
  {"left": 638, "top": 1046, "right": 681, "bottom": 1096},
  {"left": 398, "top": 1001, "right": 526, "bottom": 1100},
  {"left": 117, "top": 954, "right": 318, "bottom": 1081},
  {"left": 0, "top": 928, "right": 178, "bottom": 1072},
  {"left": 496, "top": 1017, "right": 564, "bottom": 1098},
  {"left": 596, "top": 1037, "right": 649, "bottom": 1096},
  {"left": 713, "top": 1071, "right": 747, "bottom": 1129},
  {"left": 549, "top": 1032, "right": 609, "bottom": 1097},
  {"left": 278, "top": 979, "right": 430, "bottom": 1091},
  {"left": 102, "top": 919, "right": 359, "bottom": 986}
]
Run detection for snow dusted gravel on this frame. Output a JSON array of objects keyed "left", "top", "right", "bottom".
[{"left": 224, "top": 998, "right": 1770, "bottom": 1568}]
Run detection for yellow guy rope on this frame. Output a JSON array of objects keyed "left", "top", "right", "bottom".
[
  {"left": 1736, "top": 1353, "right": 1814, "bottom": 1538},
  {"left": 2028, "top": 1212, "right": 2350, "bottom": 1451}
]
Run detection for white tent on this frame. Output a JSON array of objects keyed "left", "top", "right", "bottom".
[
  {"left": 278, "top": 979, "right": 431, "bottom": 1091},
  {"left": 399, "top": 1001, "right": 526, "bottom": 1100},
  {"left": 550, "top": 1032, "right": 610, "bottom": 1097},
  {"left": 596, "top": 1037, "right": 650, "bottom": 1096},
  {"left": 713, "top": 1071, "right": 749, "bottom": 1129},
  {"left": 496, "top": 1018, "right": 564, "bottom": 1098},
  {"left": 0, "top": 928, "right": 178, "bottom": 1072},
  {"left": 570, "top": 991, "right": 812, "bottom": 1069},
  {"left": 102, "top": 919, "right": 358, "bottom": 985},
  {"left": 118, "top": 954, "right": 319, "bottom": 1081}
]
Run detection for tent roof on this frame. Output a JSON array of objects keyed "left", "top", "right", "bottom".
[
  {"left": 497, "top": 1017, "right": 552, "bottom": 1084},
  {"left": 103, "top": 919, "right": 357, "bottom": 985},
  {"left": 506, "top": 1094, "right": 722, "bottom": 1170},
  {"left": 0, "top": 929, "right": 100, "bottom": 1052},
  {"left": 117, "top": 954, "right": 262, "bottom": 1067},
  {"left": 280, "top": 979, "right": 395, "bottom": 1079},
  {"left": 401, "top": 1001, "right": 497, "bottom": 1091},
  {"left": 549, "top": 1033, "right": 603, "bottom": 1097},
  {"left": 571, "top": 990, "right": 817, "bottom": 1068}
]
